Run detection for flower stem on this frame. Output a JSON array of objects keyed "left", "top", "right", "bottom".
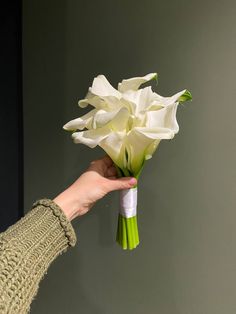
[{"left": 116, "top": 214, "right": 139, "bottom": 250}]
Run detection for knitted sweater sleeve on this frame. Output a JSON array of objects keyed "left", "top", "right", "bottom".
[{"left": 0, "top": 199, "right": 77, "bottom": 314}]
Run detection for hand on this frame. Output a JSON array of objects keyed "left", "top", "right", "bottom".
[{"left": 53, "top": 156, "right": 137, "bottom": 221}]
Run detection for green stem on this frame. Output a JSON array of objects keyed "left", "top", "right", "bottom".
[
  {"left": 122, "top": 216, "right": 127, "bottom": 249},
  {"left": 116, "top": 214, "right": 139, "bottom": 250}
]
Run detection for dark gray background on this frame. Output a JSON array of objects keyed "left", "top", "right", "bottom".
[{"left": 23, "top": 1, "right": 236, "bottom": 313}]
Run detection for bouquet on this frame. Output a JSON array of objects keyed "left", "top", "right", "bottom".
[{"left": 63, "top": 73, "right": 192, "bottom": 250}]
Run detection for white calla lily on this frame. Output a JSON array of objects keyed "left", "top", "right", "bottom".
[
  {"left": 118, "top": 73, "right": 157, "bottom": 93},
  {"left": 63, "top": 109, "right": 97, "bottom": 130},
  {"left": 90, "top": 75, "right": 121, "bottom": 98}
]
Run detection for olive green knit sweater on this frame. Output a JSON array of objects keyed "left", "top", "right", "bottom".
[{"left": 0, "top": 199, "right": 77, "bottom": 314}]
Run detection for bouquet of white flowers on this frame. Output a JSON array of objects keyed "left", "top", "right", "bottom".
[{"left": 64, "top": 73, "right": 192, "bottom": 250}]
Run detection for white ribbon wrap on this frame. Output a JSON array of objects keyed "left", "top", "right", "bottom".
[{"left": 119, "top": 187, "right": 137, "bottom": 218}]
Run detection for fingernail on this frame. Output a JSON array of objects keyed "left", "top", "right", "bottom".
[{"left": 129, "top": 178, "right": 137, "bottom": 185}]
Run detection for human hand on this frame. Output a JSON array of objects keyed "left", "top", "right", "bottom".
[{"left": 53, "top": 156, "right": 137, "bottom": 221}]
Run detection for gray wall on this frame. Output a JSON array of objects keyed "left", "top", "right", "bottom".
[{"left": 23, "top": 1, "right": 236, "bottom": 313}]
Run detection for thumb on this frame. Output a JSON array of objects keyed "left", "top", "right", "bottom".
[{"left": 106, "top": 177, "right": 137, "bottom": 193}]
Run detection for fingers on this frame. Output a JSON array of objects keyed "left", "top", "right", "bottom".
[
  {"left": 105, "top": 177, "right": 137, "bottom": 193},
  {"left": 107, "top": 176, "right": 117, "bottom": 179},
  {"left": 89, "top": 155, "right": 114, "bottom": 176},
  {"left": 106, "top": 166, "right": 117, "bottom": 178},
  {"left": 101, "top": 155, "right": 113, "bottom": 167}
]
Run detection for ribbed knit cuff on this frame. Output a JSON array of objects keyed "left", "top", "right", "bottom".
[
  {"left": 32, "top": 198, "right": 77, "bottom": 247},
  {"left": 0, "top": 198, "right": 77, "bottom": 314}
]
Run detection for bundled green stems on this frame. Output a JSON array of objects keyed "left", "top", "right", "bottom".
[
  {"left": 116, "top": 210, "right": 139, "bottom": 250},
  {"left": 115, "top": 165, "right": 140, "bottom": 250}
]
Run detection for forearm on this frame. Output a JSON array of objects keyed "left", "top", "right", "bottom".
[{"left": 0, "top": 199, "right": 77, "bottom": 314}]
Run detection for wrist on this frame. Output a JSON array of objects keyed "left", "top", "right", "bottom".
[{"left": 53, "top": 188, "right": 81, "bottom": 221}]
